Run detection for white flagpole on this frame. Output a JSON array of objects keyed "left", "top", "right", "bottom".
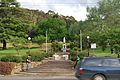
[
  {"left": 46, "top": 30, "right": 47, "bottom": 53},
  {"left": 80, "top": 30, "right": 82, "bottom": 51}
]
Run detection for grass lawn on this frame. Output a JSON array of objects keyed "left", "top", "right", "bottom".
[
  {"left": 90, "top": 48, "right": 117, "bottom": 58},
  {"left": 0, "top": 48, "right": 42, "bottom": 56}
]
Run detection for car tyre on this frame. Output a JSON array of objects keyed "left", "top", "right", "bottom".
[{"left": 92, "top": 74, "right": 106, "bottom": 80}]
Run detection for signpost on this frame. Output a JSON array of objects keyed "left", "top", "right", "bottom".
[
  {"left": 91, "top": 43, "right": 96, "bottom": 49},
  {"left": 91, "top": 43, "right": 96, "bottom": 55}
]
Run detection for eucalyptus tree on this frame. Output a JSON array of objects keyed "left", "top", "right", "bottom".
[
  {"left": 86, "top": 0, "right": 120, "bottom": 50},
  {"left": 0, "top": 0, "right": 20, "bottom": 7},
  {"left": 0, "top": 0, "right": 32, "bottom": 49},
  {"left": 35, "top": 17, "right": 67, "bottom": 42}
]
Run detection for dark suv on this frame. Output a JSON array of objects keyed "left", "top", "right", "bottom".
[{"left": 75, "top": 57, "right": 120, "bottom": 80}]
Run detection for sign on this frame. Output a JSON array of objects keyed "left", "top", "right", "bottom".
[{"left": 91, "top": 43, "right": 96, "bottom": 49}]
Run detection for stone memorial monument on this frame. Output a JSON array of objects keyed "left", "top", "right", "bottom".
[{"left": 62, "top": 37, "right": 66, "bottom": 53}]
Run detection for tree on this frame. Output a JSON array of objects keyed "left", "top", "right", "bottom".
[
  {"left": 36, "top": 18, "right": 67, "bottom": 42},
  {"left": 86, "top": 0, "right": 120, "bottom": 50},
  {"left": 32, "top": 36, "right": 46, "bottom": 47},
  {"left": 10, "top": 36, "right": 26, "bottom": 55},
  {"left": 0, "top": 0, "right": 20, "bottom": 7},
  {"left": 0, "top": 1, "right": 32, "bottom": 49}
]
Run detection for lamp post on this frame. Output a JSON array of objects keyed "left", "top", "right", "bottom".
[
  {"left": 28, "top": 37, "right": 31, "bottom": 54},
  {"left": 87, "top": 36, "right": 90, "bottom": 57}
]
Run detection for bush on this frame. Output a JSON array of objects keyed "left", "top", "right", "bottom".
[
  {"left": 22, "top": 51, "right": 55, "bottom": 62},
  {"left": 22, "top": 53, "right": 44, "bottom": 62},
  {"left": 44, "top": 52, "right": 54, "bottom": 58},
  {"left": 1, "top": 55, "right": 23, "bottom": 63},
  {"left": 70, "top": 49, "right": 77, "bottom": 61},
  {"left": 0, "top": 62, "right": 15, "bottom": 75},
  {"left": 69, "top": 42, "right": 78, "bottom": 49},
  {"left": 78, "top": 51, "right": 88, "bottom": 59},
  {"left": 51, "top": 41, "right": 62, "bottom": 52},
  {"left": 70, "top": 48, "right": 88, "bottom": 61},
  {"left": 31, "top": 53, "right": 44, "bottom": 61}
]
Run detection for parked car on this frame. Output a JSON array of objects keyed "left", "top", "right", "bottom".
[{"left": 75, "top": 57, "right": 120, "bottom": 80}]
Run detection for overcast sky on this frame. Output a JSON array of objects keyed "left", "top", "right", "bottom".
[{"left": 17, "top": 0, "right": 99, "bottom": 21}]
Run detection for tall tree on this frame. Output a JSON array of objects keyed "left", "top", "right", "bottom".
[
  {"left": 86, "top": 0, "right": 120, "bottom": 49},
  {"left": 36, "top": 17, "right": 67, "bottom": 42},
  {"left": 0, "top": 0, "right": 31, "bottom": 49},
  {"left": 0, "top": 0, "right": 20, "bottom": 7}
]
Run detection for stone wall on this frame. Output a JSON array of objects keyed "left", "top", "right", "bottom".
[{"left": 12, "top": 59, "right": 50, "bottom": 74}]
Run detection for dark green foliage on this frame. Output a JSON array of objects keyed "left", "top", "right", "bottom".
[
  {"left": 51, "top": 41, "right": 62, "bottom": 52},
  {"left": 30, "top": 53, "right": 44, "bottom": 61},
  {"left": 113, "top": 44, "right": 120, "bottom": 54},
  {"left": 1, "top": 55, "right": 22, "bottom": 63},
  {"left": 36, "top": 18, "right": 67, "bottom": 42},
  {"left": 22, "top": 51, "right": 54, "bottom": 62},
  {"left": 43, "top": 52, "right": 54, "bottom": 58},
  {"left": 70, "top": 47, "right": 88, "bottom": 61},
  {"left": 69, "top": 42, "right": 78, "bottom": 49},
  {"left": 70, "top": 49, "right": 77, "bottom": 61},
  {"left": 32, "top": 35, "right": 46, "bottom": 46},
  {"left": 77, "top": 51, "right": 88, "bottom": 59}
]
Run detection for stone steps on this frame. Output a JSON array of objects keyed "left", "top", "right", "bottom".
[{"left": 16, "top": 60, "right": 75, "bottom": 76}]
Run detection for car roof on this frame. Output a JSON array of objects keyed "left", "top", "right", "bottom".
[{"left": 83, "top": 56, "right": 116, "bottom": 60}]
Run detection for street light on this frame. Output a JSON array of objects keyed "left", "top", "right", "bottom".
[
  {"left": 87, "top": 36, "right": 90, "bottom": 57},
  {"left": 28, "top": 37, "right": 31, "bottom": 41}
]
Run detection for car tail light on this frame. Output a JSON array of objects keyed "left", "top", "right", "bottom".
[{"left": 79, "top": 68, "right": 84, "bottom": 75}]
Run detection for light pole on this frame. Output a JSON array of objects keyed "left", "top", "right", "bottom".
[
  {"left": 80, "top": 30, "right": 82, "bottom": 51},
  {"left": 46, "top": 30, "right": 48, "bottom": 53},
  {"left": 87, "top": 36, "right": 90, "bottom": 57},
  {"left": 28, "top": 37, "right": 31, "bottom": 54}
]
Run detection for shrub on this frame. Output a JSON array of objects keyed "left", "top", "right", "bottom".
[
  {"left": 44, "top": 52, "right": 54, "bottom": 58},
  {"left": 69, "top": 42, "right": 78, "bottom": 49},
  {"left": 22, "top": 53, "right": 43, "bottom": 62},
  {"left": 70, "top": 49, "right": 77, "bottom": 61},
  {"left": 22, "top": 51, "right": 54, "bottom": 62},
  {"left": 0, "top": 62, "right": 15, "bottom": 75},
  {"left": 31, "top": 53, "right": 44, "bottom": 61},
  {"left": 51, "top": 41, "right": 62, "bottom": 52},
  {"left": 78, "top": 51, "right": 88, "bottom": 59},
  {"left": 1, "top": 55, "right": 23, "bottom": 63},
  {"left": 70, "top": 48, "right": 88, "bottom": 61}
]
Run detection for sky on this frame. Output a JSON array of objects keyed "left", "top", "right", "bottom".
[{"left": 17, "top": 0, "right": 99, "bottom": 21}]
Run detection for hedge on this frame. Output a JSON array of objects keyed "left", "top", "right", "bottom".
[
  {"left": 1, "top": 55, "right": 23, "bottom": 63},
  {"left": 0, "top": 62, "right": 15, "bottom": 75},
  {"left": 70, "top": 49, "right": 88, "bottom": 61},
  {"left": 22, "top": 51, "right": 55, "bottom": 62}
]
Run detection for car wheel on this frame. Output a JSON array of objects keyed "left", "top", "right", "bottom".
[{"left": 92, "top": 74, "right": 106, "bottom": 80}]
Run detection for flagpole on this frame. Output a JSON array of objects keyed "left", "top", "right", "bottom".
[
  {"left": 80, "top": 30, "right": 82, "bottom": 51},
  {"left": 46, "top": 30, "right": 47, "bottom": 53}
]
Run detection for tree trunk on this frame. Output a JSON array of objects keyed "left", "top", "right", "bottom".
[{"left": 2, "top": 39, "right": 7, "bottom": 49}]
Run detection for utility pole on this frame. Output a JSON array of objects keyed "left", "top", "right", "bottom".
[
  {"left": 46, "top": 30, "right": 47, "bottom": 53},
  {"left": 80, "top": 30, "right": 82, "bottom": 51}
]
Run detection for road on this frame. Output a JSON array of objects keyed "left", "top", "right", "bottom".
[{"left": 0, "top": 76, "right": 77, "bottom": 80}]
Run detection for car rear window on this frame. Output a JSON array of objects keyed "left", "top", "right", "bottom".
[
  {"left": 83, "top": 58, "right": 102, "bottom": 66},
  {"left": 103, "top": 59, "right": 120, "bottom": 67}
]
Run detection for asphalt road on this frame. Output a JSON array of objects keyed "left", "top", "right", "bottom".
[{"left": 0, "top": 76, "right": 77, "bottom": 80}]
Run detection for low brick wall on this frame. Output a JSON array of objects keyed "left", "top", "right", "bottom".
[{"left": 12, "top": 59, "right": 49, "bottom": 74}]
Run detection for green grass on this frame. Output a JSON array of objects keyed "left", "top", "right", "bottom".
[
  {"left": 90, "top": 48, "right": 117, "bottom": 57},
  {"left": 0, "top": 48, "right": 42, "bottom": 56}
]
